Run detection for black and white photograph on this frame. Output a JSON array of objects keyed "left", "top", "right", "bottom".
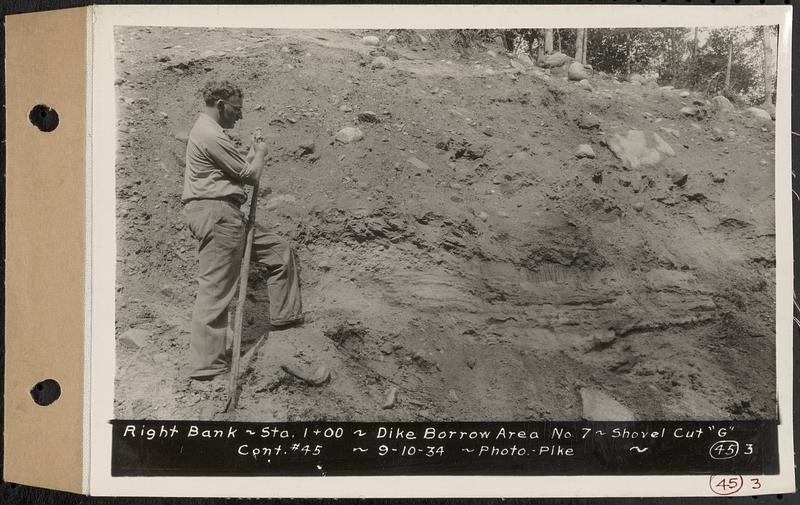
[{"left": 113, "top": 22, "right": 781, "bottom": 425}]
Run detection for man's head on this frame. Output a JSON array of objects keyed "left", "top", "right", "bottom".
[{"left": 201, "top": 80, "right": 243, "bottom": 128}]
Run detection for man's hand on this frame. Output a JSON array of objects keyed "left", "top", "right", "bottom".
[
  {"left": 248, "top": 128, "right": 267, "bottom": 180},
  {"left": 253, "top": 128, "right": 268, "bottom": 155}
]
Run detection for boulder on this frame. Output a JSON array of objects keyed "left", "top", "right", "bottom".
[
  {"left": 580, "top": 388, "right": 635, "bottom": 421},
  {"left": 517, "top": 53, "right": 534, "bottom": 67},
  {"left": 406, "top": 157, "right": 431, "bottom": 173},
  {"left": 362, "top": 35, "right": 380, "bottom": 46},
  {"left": 540, "top": 51, "right": 572, "bottom": 68},
  {"left": 607, "top": 130, "right": 675, "bottom": 170},
  {"left": 668, "top": 168, "right": 689, "bottom": 187},
  {"left": 370, "top": 56, "right": 392, "bottom": 69},
  {"left": 628, "top": 73, "right": 644, "bottom": 84},
  {"left": 567, "top": 62, "right": 591, "bottom": 81},
  {"left": 119, "top": 328, "right": 149, "bottom": 350},
  {"left": 679, "top": 90, "right": 691, "bottom": 98},
  {"left": 335, "top": 127, "right": 364, "bottom": 144},
  {"left": 680, "top": 106, "right": 698, "bottom": 116},
  {"left": 746, "top": 107, "right": 772, "bottom": 121},
  {"left": 578, "top": 79, "right": 593, "bottom": 91},
  {"left": 509, "top": 59, "right": 526, "bottom": 72},
  {"left": 575, "top": 144, "right": 596, "bottom": 159},
  {"left": 710, "top": 95, "right": 734, "bottom": 112},
  {"left": 576, "top": 113, "right": 601, "bottom": 130}
]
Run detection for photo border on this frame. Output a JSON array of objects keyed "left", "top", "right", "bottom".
[{"left": 88, "top": 3, "right": 794, "bottom": 497}]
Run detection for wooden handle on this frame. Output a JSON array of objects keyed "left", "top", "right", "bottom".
[{"left": 225, "top": 181, "right": 259, "bottom": 412}]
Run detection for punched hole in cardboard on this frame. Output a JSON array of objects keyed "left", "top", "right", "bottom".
[
  {"left": 29, "top": 104, "right": 59, "bottom": 132},
  {"left": 30, "top": 379, "right": 61, "bottom": 406}
]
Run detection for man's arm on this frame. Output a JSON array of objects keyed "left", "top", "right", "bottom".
[{"left": 204, "top": 132, "right": 264, "bottom": 185}]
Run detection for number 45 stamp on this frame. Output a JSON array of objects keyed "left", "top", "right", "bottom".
[{"left": 709, "top": 475, "right": 763, "bottom": 496}]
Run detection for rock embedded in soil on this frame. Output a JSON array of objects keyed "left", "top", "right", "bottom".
[
  {"left": 680, "top": 106, "right": 698, "bottom": 116},
  {"left": 668, "top": 168, "right": 689, "bottom": 187},
  {"left": 567, "top": 62, "right": 591, "bottom": 81},
  {"left": 576, "top": 114, "right": 601, "bottom": 130},
  {"left": 406, "top": 157, "right": 431, "bottom": 173},
  {"left": 517, "top": 53, "right": 534, "bottom": 67},
  {"left": 746, "top": 107, "right": 772, "bottom": 121},
  {"left": 606, "top": 130, "right": 675, "bottom": 170},
  {"left": 539, "top": 51, "right": 571, "bottom": 68},
  {"left": 119, "top": 328, "right": 149, "bottom": 349},
  {"left": 575, "top": 144, "right": 595, "bottom": 159},
  {"left": 578, "top": 79, "right": 593, "bottom": 91},
  {"left": 711, "top": 95, "right": 734, "bottom": 111},
  {"left": 174, "top": 131, "right": 189, "bottom": 143},
  {"left": 335, "top": 127, "right": 364, "bottom": 144},
  {"left": 679, "top": 90, "right": 691, "bottom": 98},
  {"left": 628, "top": 73, "right": 644, "bottom": 84},
  {"left": 297, "top": 139, "right": 315, "bottom": 155},
  {"left": 362, "top": 35, "right": 380, "bottom": 46},
  {"left": 357, "top": 111, "right": 380, "bottom": 123},
  {"left": 580, "top": 388, "right": 635, "bottom": 421},
  {"left": 632, "top": 202, "right": 645, "bottom": 212},
  {"left": 370, "top": 56, "right": 392, "bottom": 70},
  {"left": 339, "top": 104, "right": 353, "bottom": 113},
  {"left": 382, "top": 386, "right": 398, "bottom": 409}
]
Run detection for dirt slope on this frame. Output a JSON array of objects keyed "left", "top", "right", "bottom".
[{"left": 114, "top": 27, "right": 776, "bottom": 422}]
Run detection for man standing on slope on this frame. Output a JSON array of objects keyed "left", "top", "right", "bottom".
[{"left": 182, "top": 79, "right": 304, "bottom": 380}]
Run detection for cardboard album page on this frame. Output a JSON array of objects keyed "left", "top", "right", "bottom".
[{"left": 5, "top": 3, "right": 795, "bottom": 498}]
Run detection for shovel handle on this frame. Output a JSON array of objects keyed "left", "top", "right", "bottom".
[{"left": 225, "top": 181, "right": 259, "bottom": 412}]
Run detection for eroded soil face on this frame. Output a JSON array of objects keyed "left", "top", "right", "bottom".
[{"left": 114, "top": 27, "right": 776, "bottom": 422}]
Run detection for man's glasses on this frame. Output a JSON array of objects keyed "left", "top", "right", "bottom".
[{"left": 220, "top": 99, "right": 242, "bottom": 113}]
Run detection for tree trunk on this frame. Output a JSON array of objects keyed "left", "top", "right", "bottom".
[
  {"left": 626, "top": 32, "right": 632, "bottom": 77},
  {"left": 581, "top": 29, "right": 589, "bottom": 65},
  {"left": 575, "top": 28, "right": 585, "bottom": 64},
  {"left": 724, "top": 39, "right": 733, "bottom": 89},
  {"left": 502, "top": 30, "right": 515, "bottom": 52},
  {"left": 762, "top": 26, "right": 774, "bottom": 105},
  {"left": 556, "top": 28, "right": 562, "bottom": 52},
  {"left": 544, "top": 29, "right": 553, "bottom": 54}
]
